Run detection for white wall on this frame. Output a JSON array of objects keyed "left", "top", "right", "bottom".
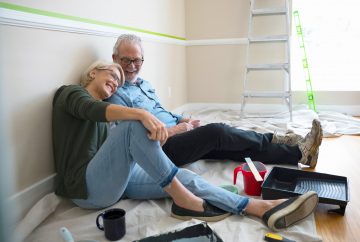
[{"left": 0, "top": 0, "right": 187, "bottom": 202}]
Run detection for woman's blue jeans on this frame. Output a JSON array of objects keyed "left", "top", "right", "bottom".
[{"left": 72, "top": 121, "right": 249, "bottom": 214}]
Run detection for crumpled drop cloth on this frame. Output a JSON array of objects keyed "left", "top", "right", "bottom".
[
  {"left": 23, "top": 161, "right": 322, "bottom": 242},
  {"left": 21, "top": 104, "right": 360, "bottom": 242}
]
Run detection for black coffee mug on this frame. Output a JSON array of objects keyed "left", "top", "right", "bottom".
[{"left": 96, "top": 208, "right": 126, "bottom": 241}]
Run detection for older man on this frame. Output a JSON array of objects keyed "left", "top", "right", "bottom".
[{"left": 106, "top": 34, "right": 322, "bottom": 168}]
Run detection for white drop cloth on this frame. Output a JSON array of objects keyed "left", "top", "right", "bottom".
[
  {"left": 181, "top": 105, "right": 360, "bottom": 137},
  {"left": 21, "top": 105, "right": 360, "bottom": 242},
  {"left": 22, "top": 161, "right": 322, "bottom": 242}
]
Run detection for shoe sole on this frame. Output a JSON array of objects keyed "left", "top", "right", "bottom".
[
  {"left": 267, "top": 191, "right": 319, "bottom": 231},
  {"left": 171, "top": 212, "right": 231, "bottom": 222},
  {"left": 309, "top": 149, "right": 319, "bottom": 168},
  {"left": 309, "top": 120, "right": 323, "bottom": 167}
]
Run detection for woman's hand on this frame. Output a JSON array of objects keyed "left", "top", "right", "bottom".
[
  {"left": 105, "top": 104, "right": 168, "bottom": 145},
  {"left": 140, "top": 111, "right": 168, "bottom": 145}
]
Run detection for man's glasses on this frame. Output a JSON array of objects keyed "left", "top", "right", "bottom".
[{"left": 120, "top": 57, "right": 144, "bottom": 66}]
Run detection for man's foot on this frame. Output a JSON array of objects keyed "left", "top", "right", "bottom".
[
  {"left": 271, "top": 131, "right": 303, "bottom": 146},
  {"left": 262, "top": 191, "right": 319, "bottom": 231},
  {"left": 171, "top": 200, "right": 230, "bottom": 222},
  {"left": 298, "top": 119, "right": 323, "bottom": 168}
]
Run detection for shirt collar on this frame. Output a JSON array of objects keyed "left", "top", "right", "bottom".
[{"left": 122, "top": 77, "right": 143, "bottom": 89}]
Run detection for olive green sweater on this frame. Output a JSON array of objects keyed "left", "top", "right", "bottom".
[{"left": 52, "top": 85, "right": 110, "bottom": 199}]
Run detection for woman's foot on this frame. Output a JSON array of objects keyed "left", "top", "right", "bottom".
[
  {"left": 172, "top": 197, "right": 204, "bottom": 212},
  {"left": 244, "top": 198, "right": 286, "bottom": 218},
  {"left": 245, "top": 191, "right": 319, "bottom": 231},
  {"left": 164, "top": 177, "right": 204, "bottom": 212},
  {"left": 171, "top": 200, "right": 230, "bottom": 222}
]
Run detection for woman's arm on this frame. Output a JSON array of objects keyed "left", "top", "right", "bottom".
[{"left": 106, "top": 104, "right": 168, "bottom": 144}]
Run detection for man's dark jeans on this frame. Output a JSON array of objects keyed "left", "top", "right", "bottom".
[{"left": 162, "top": 123, "right": 301, "bottom": 167}]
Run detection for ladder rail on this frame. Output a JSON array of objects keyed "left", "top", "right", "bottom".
[
  {"left": 241, "top": 0, "right": 255, "bottom": 116},
  {"left": 241, "top": 0, "right": 293, "bottom": 121},
  {"left": 293, "top": 10, "right": 316, "bottom": 112},
  {"left": 285, "top": 0, "right": 292, "bottom": 121}
]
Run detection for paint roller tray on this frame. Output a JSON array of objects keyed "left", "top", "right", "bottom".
[
  {"left": 261, "top": 167, "right": 349, "bottom": 215},
  {"left": 133, "top": 222, "right": 223, "bottom": 242}
]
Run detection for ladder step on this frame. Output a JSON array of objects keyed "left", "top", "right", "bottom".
[
  {"left": 247, "top": 63, "right": 289, "bottom": 71},
  {"left": 252, "top": 8, "right": 287, "bottom": 16},
  {"left": 243, "top": 91, "right": 291, "bottom": 98},
  {"left": 249, "top": 35, "right": 288, "bottom": 43}
]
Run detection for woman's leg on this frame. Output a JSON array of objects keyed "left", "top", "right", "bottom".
[
  {"left": 72, "top": 121, "right": 201, "bottom": 210},
  {"left": 73, "top": 120, "right": 316, "bottom": 229},
  {"left": 124, "top": 166, "right": 249, "bottom": 215}
]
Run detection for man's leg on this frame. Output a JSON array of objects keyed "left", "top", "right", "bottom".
[
  {"left": 163, "top": 123, "right": 300, "bottom": 166},
  {"left": 202, "top": 144, "right": 300, "bottom": 165}
]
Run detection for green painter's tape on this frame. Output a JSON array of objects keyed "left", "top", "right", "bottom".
[
  {"left": 0, "top": 2, "right": 186, "bottom": 40},
  {"left": 293, "top": 10, "right": 316, "bottom": 112}
]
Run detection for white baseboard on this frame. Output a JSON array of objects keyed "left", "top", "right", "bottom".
[
  {"left": 9, "top": 174, "right": 55, "bottom": 223},
  {"left": 173, "top": 103, "right": 360, "bottom": 116}
]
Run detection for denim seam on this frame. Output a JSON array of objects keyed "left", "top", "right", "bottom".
[
  {"left": 236, "top": 197, "right": 250, "bottom": 215},
  {"left": 159, "top": 166, "right": 178, "bottom": 188}
]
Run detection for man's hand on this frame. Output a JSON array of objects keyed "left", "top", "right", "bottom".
[
  {"left": 189, "top": 119, "right": 201, "bottom": 128},
  {"left": 167, "top": 119, "right": 201, "bottom": 137},
  {"left": 140, "top": 111, "right": 168, "bottom": 145},
  {"left": 180, "top": 118, "right": 201, "bottom": 128}
]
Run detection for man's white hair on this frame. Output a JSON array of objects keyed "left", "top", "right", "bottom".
[{"left": 113, "top": 34, "right": 144, "bottom": 57}]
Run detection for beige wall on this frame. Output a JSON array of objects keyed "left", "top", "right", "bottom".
[
  {"left": 185, "top": 0, "right": 360, "bottom": 107},
  {"left": 3, "top": 0, "right": 186, "bottom": 38},
  {"left": 185, "top": 0, "right": 248, "bottom": 39},
  {"left": 185, "top": 0, "right": 288, "bottom": 104},
  {"left": 186, "top": 45, "right": 246, "bottom": 102},
  {"left": 1, "top": 0, "right": 186, "bottom": 195}
]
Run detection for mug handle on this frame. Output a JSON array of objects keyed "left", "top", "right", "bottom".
[
  {"left": 96, "top": 213, "right": 104, "bottom": 231},
  {"left": 233, "top": 165, "right": 243, "bottom": 185}
]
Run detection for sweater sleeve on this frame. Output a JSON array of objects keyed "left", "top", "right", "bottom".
[{"left": 55, "top": 85, "right": 109, "bottom": 122}]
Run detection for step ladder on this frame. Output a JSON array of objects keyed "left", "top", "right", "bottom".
[
  {"left": 240, "top": 0, "right": 293, "bottom": 121},
  {"left": 293, "top": 10, "right": 317, "bottom": 112}
]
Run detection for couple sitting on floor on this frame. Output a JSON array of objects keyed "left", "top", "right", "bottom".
[{"left": 52, "top": 34, "right": 322, "bottom": 231}]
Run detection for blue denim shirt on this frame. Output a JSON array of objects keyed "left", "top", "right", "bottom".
[{"left": 106, "top": 78, "right": 183, "bottom": 127}]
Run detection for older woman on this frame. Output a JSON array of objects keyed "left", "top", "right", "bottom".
[{"left": 52, "top": 60, "right": 318, "bottom": 231}]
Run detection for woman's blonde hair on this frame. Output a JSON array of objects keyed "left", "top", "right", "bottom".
[{"left": 80, "top": 60, "right": 125, "bottom": 87}]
